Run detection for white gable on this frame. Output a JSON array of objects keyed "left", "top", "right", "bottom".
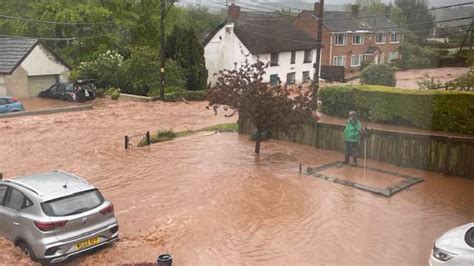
[{"left": 20, "top": 44, "right": 69, "bottom": 77}]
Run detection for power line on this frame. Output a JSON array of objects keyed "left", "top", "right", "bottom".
[{"left": 236, "top": 16, "right": 474, "bottom": 34}]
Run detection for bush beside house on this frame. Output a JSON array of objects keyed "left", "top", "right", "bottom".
[
  {"left": 318, "top": 85, "right": 474, "bottom": 134},
  {"left": 360, "top": 64, "right": 396, "bottom": 87}
]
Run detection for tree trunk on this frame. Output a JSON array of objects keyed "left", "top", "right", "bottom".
[{"left": 255, "top": 128, "right": 262, "bottom": 154}]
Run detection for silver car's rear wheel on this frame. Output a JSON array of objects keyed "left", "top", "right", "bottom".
[{"left": 18, "top": 242, "right": 36, "bottom": 261}]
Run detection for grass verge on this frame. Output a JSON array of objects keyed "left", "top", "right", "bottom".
[{"left": 137, "top": 122, "right": 237, "bottom": 147}]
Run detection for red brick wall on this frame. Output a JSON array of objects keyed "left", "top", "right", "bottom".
[{"left": 293, "top": 13, "right": 403, "bottom": 72}]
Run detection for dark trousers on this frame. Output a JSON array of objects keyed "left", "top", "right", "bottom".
[{"left": 344, "top": 141, "right": 358, "bottom": 164}]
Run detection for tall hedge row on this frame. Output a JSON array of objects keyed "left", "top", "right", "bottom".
[{"left": 318, "top": 85, "right": 474, "bottom": 134}]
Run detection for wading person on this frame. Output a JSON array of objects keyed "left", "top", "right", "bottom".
[{"left": 343, "top": 111, "right": 361, "bottom": 166}]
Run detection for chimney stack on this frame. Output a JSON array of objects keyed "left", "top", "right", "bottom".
[
  {"left": 351, "top": 5, "right": 359, "bottom": 18},
  {"left": 228, "top": 3, "right": 241, "bottom": 20},
  {"left": 314, "top": 2, "right": 321, "bottom": 17}
]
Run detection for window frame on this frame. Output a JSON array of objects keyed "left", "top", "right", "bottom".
[
  {"left": 352, "top": 34, "right": 364, "bottom": 45},
  {"left": 375, "top": 33, "right": 386, "bottom": 44},
  {"left": 303, "top": 50, "right": 312, "bottom": 63},
  {"left": 351, "top": 54, "right": 363, "bottom": 67},
  {"left": 3, "top": 186, "right": 32, "bottom": 211},
  {"left": 390, "top": 33, "right": 400, "bottom": 43},
  {"left": 334, "top": 33, "right": 347, "bottom": 46},
  {"left": 0, "top": 185, "right": 7, "bottom": 206},
  {"left": 286, "top": 72, "right": 296, "bottom": 85},
  {"left": 333, "top": 55, "right": 346, "bottom": 67},
  {"left": 302, "top": 71, "right": 311, "bottom": 83},
  {"left": 270, "top": 53, "right": 279, "bottom": 66},
  {"left": 290, "top": 51, "right": 296, "bottom": 64}
]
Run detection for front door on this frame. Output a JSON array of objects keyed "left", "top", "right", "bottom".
[{"left": 374, "top": 54, "right": 379, "bottom": 64}]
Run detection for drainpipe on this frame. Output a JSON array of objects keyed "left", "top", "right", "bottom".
[{"left": 329, "top": 33, "right": 333, "bottom": 66}]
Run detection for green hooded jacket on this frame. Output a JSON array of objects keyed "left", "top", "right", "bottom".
[{"left": 344, "top": 119, "right": 361, "bottom": 143}]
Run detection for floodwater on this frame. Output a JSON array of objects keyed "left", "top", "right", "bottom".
[{"left": 1, "top": 99, "right": 473, "bottom": 265}]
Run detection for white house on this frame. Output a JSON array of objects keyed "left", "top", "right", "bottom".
[
  {"left": 203, "top": 4, "right": 321, "bottom": 87},
  {"left": 0, "top": 38, "right": 71, "bottom": 98}
]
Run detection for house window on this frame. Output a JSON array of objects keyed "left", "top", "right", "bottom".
[
  {"left": 290, "top": 51, "right": 296, "bottom": 64},
  {"left": 390, "top": 33, "right": 400, "bottom": 43},
  {"left": 303, "top": 50, "right": 312, "bottom": 63},
  {"left": 333, "top": 33, "right": 347, "bottom": 45},
  {"left": 270, "top": 53, "right": 279, "bottom": 66},
  {"left": 333, "top": 55, "right": 346, "bottom": 67},
  {"left": 388, "top": 52, "right": 399, "bottom": 62},
  {"left": 351, "top": 54, "right": 363, "bottom": 67},
  {"left": 302, "top": 71, "right": 310, "bottom": 83},
  {"left": 352, "top": 34, "right": 364, "bottom": 45},
  {"left": 376, "top": 33, "right": 386, "bottom": 44},
  {"left": 286, "top": 72, "right": 296, "bottom": 84},
  {"left": 381, "top": 53, "right": 385, "bottom": 64}
]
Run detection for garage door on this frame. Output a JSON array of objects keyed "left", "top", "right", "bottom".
[{"left": 28, "top": 75, "right": 58, "bottom": 97}]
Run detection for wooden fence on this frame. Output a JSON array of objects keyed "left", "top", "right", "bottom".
[{"left": 238, "top": 120, "right": 474, "bottom": 179}]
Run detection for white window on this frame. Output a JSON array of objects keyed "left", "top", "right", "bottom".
[
  {"left": 333, "top": 55, "right": 346, "bottom": 67},
  {"left": 352, "top": 34, "right": 364, "bottom": 45},
  {"left": 302, "top": 71, "right": 310, "bottom": 83},
  {"left": 376, "top": 33, "right": 386, "bottom": 44},
  {"left": 351, "top": 54, "right": 363, "bottom": 67},
  {"left": 390, "top": 33, "right": 400, "bottom": 43},
  {"left": 334, "top": 33, "right": 347, "bottom": 45},
  {"left": 388, "top": 52, "right": 399, "bottom": 62},
  {"left": 286, "top": 72, "right": 296, "bottom": 84},
  {"left": 303, "top": 50, "right": 312, "bottom": 63},
  {"left": 270, "top": 53, "right": 279, "bottom": 66}
]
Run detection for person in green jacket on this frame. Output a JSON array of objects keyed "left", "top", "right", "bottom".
[{"left": 343, "top": 111, "right": 362, "bottom": 166}]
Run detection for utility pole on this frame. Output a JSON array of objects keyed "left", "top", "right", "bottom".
[
  {"left": 312, "top": 0, "right": 324, "bottom": 101},
  {"left": 160, "top": 0, "right": 166, "bottom": 101}
]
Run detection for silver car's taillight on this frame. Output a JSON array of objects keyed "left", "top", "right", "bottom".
[
  {"left": 34, "top": 220, "right": 68, "bottom": 232},
  {"left": 432, "top": 245, "right": 455, "bottom": 261}
]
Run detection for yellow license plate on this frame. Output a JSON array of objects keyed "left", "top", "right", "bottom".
[{"left": 76, "top": 237, "right": 100, "bottom": 250}]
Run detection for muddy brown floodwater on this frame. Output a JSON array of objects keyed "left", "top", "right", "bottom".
[{"left": 1, "top": 99, "right": 473, "bottom": 265}]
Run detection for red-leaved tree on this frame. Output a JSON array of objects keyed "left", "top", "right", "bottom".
[{"left": 207, "top": 60, "right": 318, "bottom": 154}]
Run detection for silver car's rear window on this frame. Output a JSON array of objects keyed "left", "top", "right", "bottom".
[{"left": 41, "top": 189, "right": 104, "bottom": 217}]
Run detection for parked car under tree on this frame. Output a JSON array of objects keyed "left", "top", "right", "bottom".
[{"left": 38, "top": 80, "right": 96, "bottom": 103}]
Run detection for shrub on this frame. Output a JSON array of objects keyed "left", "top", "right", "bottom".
[
  {"left": 164, "top": 90, "right": 207, "bottom": 102},
  {"left": 147, "top": 86, "right": 186, "bottom": 97},
  {"left": 110, "top": 90, "right": 120, "bottom": 100},
  {"left": 318, "top": 85, "right": 474, "bottom": 134},
  {"left": 360, "top": 60, "right": 372, "bottom": 71},
  {"left": 360, "top": 64, "right": 396, "bottom": 87},
  {"left": 78, "top": 50, "right": 125, "bottom": 90},
  {"left": 397, "top": 43, "right": 434, "bottom": 69},
  {"left": 417, "top": 77, "right": 443, "bottom": 90}
]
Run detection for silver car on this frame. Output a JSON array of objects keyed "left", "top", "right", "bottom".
[{"left": 0, "top": 171, "right": 119, "bottom": 264}]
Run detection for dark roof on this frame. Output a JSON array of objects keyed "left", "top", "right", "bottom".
[
  {"left": 0, "top": 38, "right": 71, "bottom": 75},
  {"left": 204, "top": 12, "right": 320, "bottom": 55},
  {"left": 365, "top": 46, "right": 381, "bottom": 54},
  {"left": 298, "top": 10, "right": 398, "bottom": 33},
  {"left": 0, "top": 38, "right": 38, "bottom": 74}
]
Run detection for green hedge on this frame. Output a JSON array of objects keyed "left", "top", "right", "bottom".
[
  {"left": 318, "top": 85, "right": 474, "bottom": 134},
  {"left": 163, "top": 90, "right": 207, "bottom": 102}
]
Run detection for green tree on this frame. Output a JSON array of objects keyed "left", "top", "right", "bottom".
[
  {"left": 395, "top": 0, "right": 434, "bottom": 40},
  {"left": 208, "top": 60, "right": 318, "bottom": 154},
  {"left": 165, "top": 25, "right": 207, "bottom": 91},
  {"left": 397, "top": 43, "right": 434, "bottom": 69}
]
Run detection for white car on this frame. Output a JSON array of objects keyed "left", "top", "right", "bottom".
[{"left": 429, "top": 223, "right": 474, "bottom": 266}]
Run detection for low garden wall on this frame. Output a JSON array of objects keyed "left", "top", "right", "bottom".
[{"left": 239, "top": 120, "right": 474, "bottom": 179}]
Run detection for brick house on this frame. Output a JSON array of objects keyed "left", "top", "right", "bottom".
[
  {"left": 294, "top": 3, "right": 403, "bottom": 72},
  {"left": 203, "top": 4, "right": 321, "bottom": 86}
]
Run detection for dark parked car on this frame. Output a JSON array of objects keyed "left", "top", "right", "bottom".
[{"left": 38, "top": 80, "right": 96, "bottom": 103}]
